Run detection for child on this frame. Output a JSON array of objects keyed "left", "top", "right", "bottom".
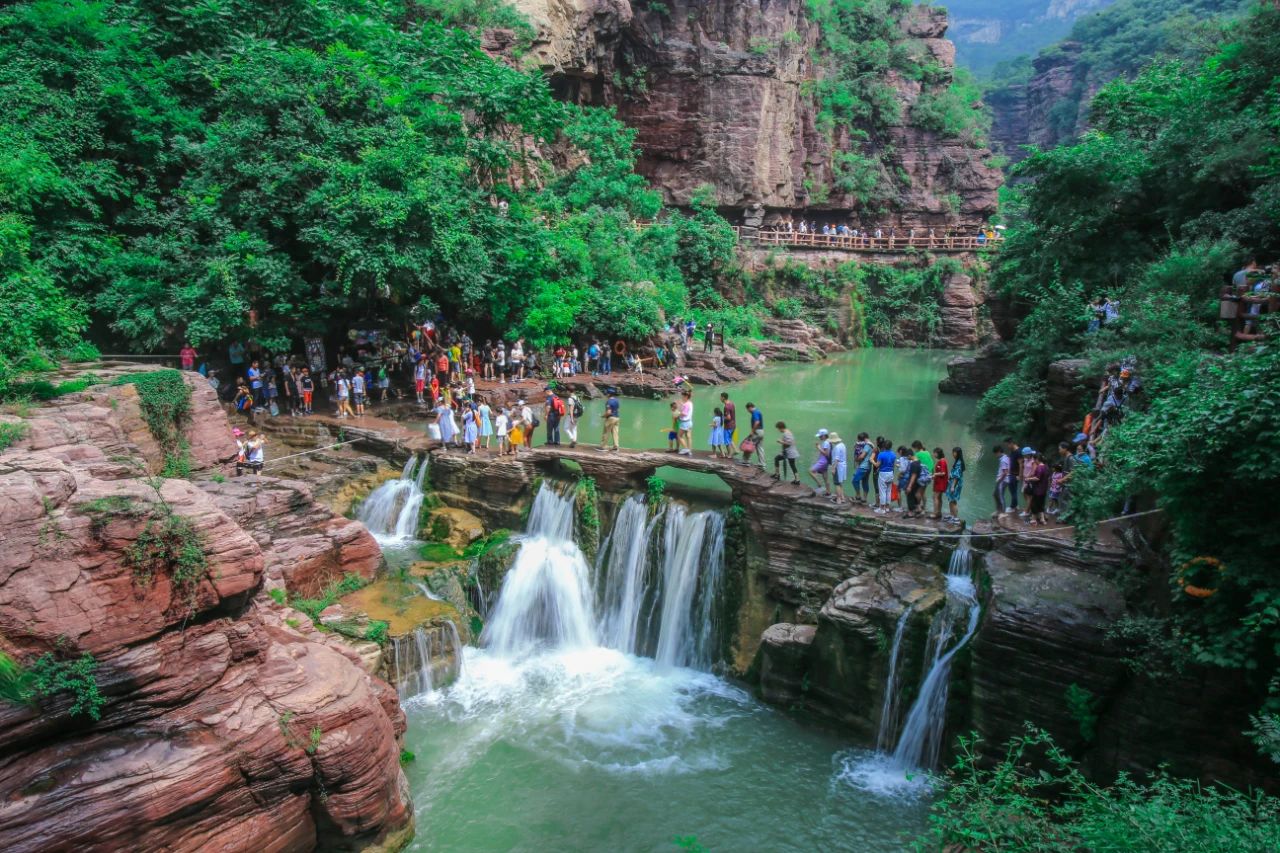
[
  {"left": 1048, "top": 464, "right": 1066, "bottom": 515},
  {"left": 508, "top": 418, "right": 524, "bottom": 456},
  {"left": 413, "top": 358, "right": 427, "bottom": 405},
  {"left": 378, "top": 365, "right": 390, "bottom": 403},
  {"left": 895, "top": 446, "right": 912, "bottom": 513},
  {"left": 300, "top": 369, "right": 314, "bottom": 415},
  {"left": 667, "top": 402, "right": 679, "bottom": 451},
  {"left": 351, "top": 369, "right": 365, "bottom": 417},
  {"left": 710, "top": 408, "right": 726, "bottom": 458},
  {"left": 495, "top": 408, "right": 510, "bottom": 455}
]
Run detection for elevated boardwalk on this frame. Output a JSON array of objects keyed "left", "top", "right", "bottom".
[{"left": 733, "top": 227, "right": 1002, "bottom": 254}]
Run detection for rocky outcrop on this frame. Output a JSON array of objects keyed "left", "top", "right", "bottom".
[
  {"left": 757, "top": 623, "right": 815, "bottom": 706},
  {"left": 988, "top": 42, "right": 1088, "bottom": 164},
  {"left": 1043, "top": 357, "right": 1096, "bottom": 440},
  {"left": 511, "top": 0, "right": 1001, "bottom": 225},
  {"left": 0, "top": 370, "right": 413, "bottom": 852},
  {"left": 938, "top": 345, "right": 1015, "bottom": 394}
]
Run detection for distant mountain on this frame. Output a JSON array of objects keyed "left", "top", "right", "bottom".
[
  {"left": 942, "top": 0, "right": 1116, "bottom": 75},
  {"left": 982, "top": 0, "right": 1251, "bottom": 162}
]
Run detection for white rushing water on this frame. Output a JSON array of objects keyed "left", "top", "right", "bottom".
[
  {"left": 875, "top": 604, "right": 915, "bottom": 753},
  {"left": 838, "top": 535, "right": 981, "bottom": 794},
  {"left": 597, "top": 495, "right": 663, "bottom": 655},
  {"left": 358, "top": 455, "right": 429, "bottom": 545}
]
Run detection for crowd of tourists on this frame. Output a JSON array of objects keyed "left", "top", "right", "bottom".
[{"left": 757, "top": 219, "right": 1003, "bottom": 247}]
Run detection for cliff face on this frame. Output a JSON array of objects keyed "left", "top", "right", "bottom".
[
  {"left": 514, "top": 0, "right": 1002, "bottom": 224},
  {"left": 988, "top": 42, "right": 1090, "bottom": 164},
  {"left": 0, "top": 370, "right": 412, "bottom": 852}
]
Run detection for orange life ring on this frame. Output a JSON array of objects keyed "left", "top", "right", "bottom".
[
  {"left": 1176, "top": 556, "right": 1224, "bottom": 599},
  {"left": 614, "top": 340, "right": 627, "bottom": 356}
]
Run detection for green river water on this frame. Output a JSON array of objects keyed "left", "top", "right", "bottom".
[{"left": 574, "top": 349, "right": 998, "bottom": 519}]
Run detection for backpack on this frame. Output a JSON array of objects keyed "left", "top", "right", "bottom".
[
  {"left": 572, "top": 398, "right": 584, "bottom": 418},
  {"left": 553, "top": 397, "right": 566, "bottom": 416}
]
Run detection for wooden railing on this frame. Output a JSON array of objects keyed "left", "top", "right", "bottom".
[{"left": 732, "top": 227, "right": 1003, "bottom": 253}]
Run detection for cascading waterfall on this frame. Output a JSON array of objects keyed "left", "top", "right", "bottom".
[
  {"left": 888, "top": 535, "right": 980, "bottom": 771},
  {"left": 875, "top": 604, "right": 915, "bottom": 752},
  {"left": 598, "top": 495, "right": 664, "bottom": 654},
  {"left": 481, "top": 483, "right": 729, "bottom": 671},
  {"left": 358, "top": 454, "right": 429, "bottom": 544},
  {"left": 481, "top": 486, "right": 596, "bottom": 656}
]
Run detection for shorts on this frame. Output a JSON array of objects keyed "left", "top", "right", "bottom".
[
  {"left": 833, "top": 462, "right": 848, "bottom": 485},
  {"left": 933, "top": 477, "right": 947, "bottom": 494},
  {"left": 810, "top": 459, "right": 829, "bottom": 475},
  {"left": 354, "top": 393, "right": 364, "bottom": 405},
  {"left": 415, "top": 379, "right": 425, "bottom": 393},
  {"left": 303, "top": 391, "right": 313, "bottom": 407}
]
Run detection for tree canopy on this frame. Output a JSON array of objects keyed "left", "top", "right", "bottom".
[{"left": 0, "top": 0, "right": 736, "bottom": 382}]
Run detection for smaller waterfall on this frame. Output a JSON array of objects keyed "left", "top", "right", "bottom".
[
  {"left": 390, "top": 619, "right": 465, "bottom": 699},
  {"left": 412, "top": 580, "right": 441, "bottom": 601},
  {"left": 598, "top": 496, "right": 663, "bottom": 654},
  {"left": 653, "top": 506, "right": 726, "bottom": 669},
  {"left": 889, "top": 535, "right": 980, "bottom": 770},
  {"left": 875, "top": 604, "right": 915, "bottom": 752},
  {"left": 391, "top": 627, "right": 436, "bottom": 699},
  {"left": 358, "top": 455, "right": 429, "bottom": 544}
]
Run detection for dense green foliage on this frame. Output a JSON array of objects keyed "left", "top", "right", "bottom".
[
  {"left": 917, "top": 727, "right": 1280, "bottom": 852},
  {"left": 804, "top": 0, "right": 989, "bottom": 208},
  {"left": 985, "top": 0, "right": 1251, "bottom": 148},
  {"left": 2, "top": 650, "right": 106, "bottom": 720},
  {"left": 982, "top": 3, "right": 1280, "bottom": 728},
  {"left": 0, "top": 0, "right": 735, "bottom": 357}
]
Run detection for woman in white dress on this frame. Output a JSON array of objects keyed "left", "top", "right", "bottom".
[{"left": 563, "top": 393, "right": 579, "bottom": 448}]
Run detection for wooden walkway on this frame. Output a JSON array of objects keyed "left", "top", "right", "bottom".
[{"left": 734, "top": 227, "right": 1002, "bottom": 253}]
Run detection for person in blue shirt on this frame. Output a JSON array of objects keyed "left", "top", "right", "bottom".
[
  {"left": 599, "top": 392, "right": 620, "bottom": 451},
  {"left": 247, "top": 360, "right": 264, "bottom": 411},
  {"left": 874, "top": 439, "right": 897, "bottom": 513}
]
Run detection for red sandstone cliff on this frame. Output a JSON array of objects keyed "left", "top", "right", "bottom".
[
  {"left": 513, "top": 0, "right": 1002, "bottom": 224},
  {"left": 0, "top": 369, "right": 411, "bottom": 852}
]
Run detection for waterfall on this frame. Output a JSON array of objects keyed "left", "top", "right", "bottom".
[
  {"left": 481, "top": 486, "right": 596, "bottom": 656},
  {"left": 412, "top": 580, "right": 441, "bottom": 601},
  {"left": 653, "top": 506, "right": 726, "bottom": 669},
  {"left": 358, "top": 455, "right": 428, "bottom": 544},
  {"left": 875, "top": 604, "right": 914, "bottom": 752},
  {"left": 598, "top": 496, "right": 663, "bottom": 654},
  {"left": 481, "top": 483, "right": 729, "bottom": 671},
  {"left": 392, "top": 627, "right": 435, "bottom": 699},
  {"left": 390, "top": 619, "right": 465, "bottom": 699},
  {"left": 888, "top": 535, "right": 980, "bottom": 770}
]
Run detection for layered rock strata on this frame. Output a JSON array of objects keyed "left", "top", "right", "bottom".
[{"left": 0, "top": 370, "right": 412, "bottom": 852}]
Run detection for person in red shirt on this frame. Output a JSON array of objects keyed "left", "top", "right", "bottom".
[
  {"left": 435, "top": 350, "right": 449, "bottom": 388},
  {"left": 179, "top": 342, "right": 197, "bottom": 371},
  {"left": 931, "top": 447, "right": 949, "bottom": 520}
]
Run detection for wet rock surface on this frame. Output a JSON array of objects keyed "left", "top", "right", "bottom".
[{"left": 0, "top": 369, "right": 413, "bottom": 852}]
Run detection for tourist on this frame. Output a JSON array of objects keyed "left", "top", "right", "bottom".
[
  {"left": 378, "top": 364, "right": 390, "bottom": 403},
  {"left": 1002, "top": 438, "right": 1021, "bottom": 513},
  {"left": 300, "top": 368, "right": 314, "bottom": 415},
  {"left": 234, "top": 380, "right": 253, "bottom": 420},
  {"left": 829, "top": 432, "right": 847, "bottom": 504},
  {"left": 600, "top": 391, "right": 620, "bottom": 451},
  {"left": 248, "top": 360, "right": 264, "bottom": 411},
  {"left": 709, "top": 408, "right": 727, "bottom": 458},
  {"left": 808, "top": 429, "right": 832, "bottom": 494},
  {"left": 463, "top": 404, "right": 479, "bottom": 454},
  {"left": 351, "top": 368, "right": 366, "bottom": 417},
  {"left": 1019, "top": 447, "right": 1038, "bottom": 520},
  {"left": 265, "top": 371, "right": 279, "bottom": 416},
  {"left": 496, "top": 341, "right": 507, "bottom": 384},
  {"left": 1048, "top": 464, "right": 1066, "bottom": 515},
  {"left": 1026, "top": 450, "right": 1050, "bottom": 525},
  {"left": 740, "top": 418, "right": 764, "bottom": 466},
  {"left": 772, "top": 422, "right": 799, "bottom": 484},
  {"left": 413, "top": 357, "right": 427, "bottom": 404},
  {"left": 587, "top": 340, "right": 600, "bottom": 376},
  {"left": 229, "top": 340, "right": 246, "bottom": 373},
  {"left": 519, "top": 398, "right": 536, "bottom": 448},
  {"left": 511, "top": 339, "right": 525, "bottom": 380},
  {"left": 1054, "top": 441, "right": 1076, "bottom": 514},
  {"left": 945, "top": 447, "right": 965, "bottom": 524},
  {"left": 565, "top": 392, "right": 581, "bottom": 448},
  {"left": 666, "top": 401, "right": 679, "bottom": 451},
  {"left": 930, "top": 447, "right": 949, "bottom": 520},
  {"left": 436, "top": 398, "right": 456, "bottom": 447},
  {"left": 479, "top": 399, "right": 494, "bottom": 450},
  {"left": 495, "top": 408, "right": 510, "bottom": 455},
  {"left": 180, "top": 341, "right": 197, "bottom": 372},
  {"left": 601, "top": 340, "right": 613, "bottom": 375},
  {"left": 895, "top": 445, "right": 913, "bottom": 513},
  {"left": 850, "top": 433, "right": 873, "bottom": 504},
  {"left": 720, "top": 392, "right": 737, "bottom": 446},
  {"left": 874, "top": 439, "right": 896, "bottom": 513},
  {"left": 481, "top": 340, "right": 494, "bottom": 380},
  {"left": 903, "top": 449, "right": 925, "bottom": 519},
  {"left": 509, "top": 416, "right": 524, "bottom": 456},
  {"left": 544, "top": 389, "right": 564, "bottom": 446},
  {"left": 703, "top": 322, "right": 714, "bottom": 353},
  {"left": 677, "top": 390, "right": 694, "bottom": 456},
  {"left": 335, "top": 371, "right": 352, "bottom": 418},
  {"left": 245, "top": 430, "right": 265, "bottom": 475}
]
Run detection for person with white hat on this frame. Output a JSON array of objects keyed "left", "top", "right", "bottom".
[
  {"left": 828, "top": 432, "right": 848, "bottom": 504},
  {"left": 808, "top": 429, "right": 832, "bottom": 495}
]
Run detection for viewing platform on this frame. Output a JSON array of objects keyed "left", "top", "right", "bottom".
[{"left": 732, "top": 227, "right": 1003, "bottom": 254}]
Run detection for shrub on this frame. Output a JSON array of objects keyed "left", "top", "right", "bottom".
[
  {"left": 26, "top": 652, "right": 105, "bottom": 720},
  {"left": 0, "top": 421, "right": 28, "bottom": 451}
]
